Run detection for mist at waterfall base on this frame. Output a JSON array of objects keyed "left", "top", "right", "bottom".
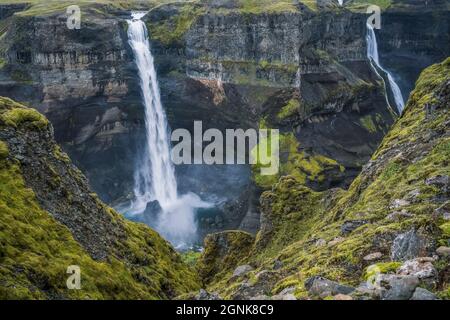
[
  {"left": 366, "top": 23, "right": 405, "bottom": 114},
  {"left": 123, "top": 12, "right": 211, "bottom": 250}
]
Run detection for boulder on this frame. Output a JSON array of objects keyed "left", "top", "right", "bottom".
[
  {"left": 196, "top": 289, "right": 221, "bottom": 300},
  {"left": 436, "top": 246, "right": 450, "bottom": 256},
  {"left": 391, "top": 229, "right": 433, "bottom": 261},
  {"left": 249, "top": 295, "right": 270, "bottom": 300},
  {"left": 271, "top": 286, "right": 297, "bottom": 300},
  {"left": 425, "top": 175, "right": 449, "bottom": 193},
  {"left": 305, "top": 276, "right": 355, "bottom": 297},
  {"left": 315, "top": 238, "right": 327, "bottom": 247},
  {"left": 377, "top": 274, "right": 419, "bottom": 300},
  {"left": 433, "top": 201, "right": 450, "bottom": 220},
  {"left": 328, "top": 237, "right": 345, "bottom": 246},
  {"left": 341, "top": 220, "right": 368, "bottom": 235},
  {"left": 273, "top": 260, "right": 283, "bottom": 270},
  {"left": 387, "top": 210, "right": 413, "bottom": 221},
  {"left": 333, "top": 294, "right": 353, "bottom": 300},
  {"left": 363, "top": 252, "right": 383, "bottom": 262},
  {"left": 232, "top": 265, "right": 253, "bottom": 278},
  {"left": 410, "top": 287, "right": 439, "bottom": 300},
  {"left": 389, "top": 199, "right": 411, "bottom": 210},
  {"left": 397, "top": 257, "right": 437, "bottom": 280}
]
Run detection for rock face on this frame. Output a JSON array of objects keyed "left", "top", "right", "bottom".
[
  {"left": 0, "top": 97, "right": 200, "bottom": 299},
  {"left": 391, "top": 229, "right": 434, "bottom": 261},
  {"left": 378, "top": 0, "right": 450, "bottom": 99}
]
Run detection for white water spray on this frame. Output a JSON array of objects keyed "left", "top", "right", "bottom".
[
  {"left": 366, "top": 23, "right": 405, "bottom": 113},
  {"left": 127, "top": 12, "right": 210, "bottom": 247},
  {"left": 338, "top": 0, "right": 344, "bottom": 6}
]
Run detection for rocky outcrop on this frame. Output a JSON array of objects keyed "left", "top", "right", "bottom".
[
  {"left": 198, "top": 230, "right": 254, "bottom": 284},
  {"left": 0, "top": 96, "right": 200, "bottom": 299}
]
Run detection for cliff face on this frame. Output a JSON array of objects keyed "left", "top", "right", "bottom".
[
  {"left": 0, "top": 96, "right": 200, "bottom": 299},
  {"left": 0, "top": 1, "right": 447, "bottom": 236},
  {"left": 0, "top": 4, "right": 143, "bottom": 205},
  {"left": 199, "top": 57, "right": 450, "bottom": 300},
  {"left": 377, "top": 0, "right": 450, "bottom": 98}
]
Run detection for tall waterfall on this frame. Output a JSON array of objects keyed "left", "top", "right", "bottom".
[
  {"left": 127, "top": 12, "right": 209, "bottom": 248},
  {"left": 366, "top": 23, "right": 405, "bottom": 113}
]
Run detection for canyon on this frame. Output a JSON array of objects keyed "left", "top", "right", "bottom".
[
  {"left": 2, "top": 0, "right": 448, "bottom": 238},
  {"left": 0, "top": 0, "right": 449, "bottom": 299}
]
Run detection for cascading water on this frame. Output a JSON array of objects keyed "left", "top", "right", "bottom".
[
  {"left": 338, "top": 0, "right": 344, "bottom": 6},
  {"left": 366, "top": 23, "right": 405, "bottom": 113},
  {"left": 126, "top": 12, "right": 210, "bottom": 248}
]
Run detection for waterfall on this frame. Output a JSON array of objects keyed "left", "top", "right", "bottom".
[
  {"left": 366, "top": 23, "right": 405, "bottom": 113},
  {"left": 338, "top": 0, "right": 344, "bottom": 5},
  {"left": 126, "top": 12, "right": 210, "bottom": 248}
]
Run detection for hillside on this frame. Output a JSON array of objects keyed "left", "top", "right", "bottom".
[
  {"left": 198, "top": 58, "right": 450, "bottom": 300},
  {"left": 0, "top": 96, "right": 200, "bottom": 299}
]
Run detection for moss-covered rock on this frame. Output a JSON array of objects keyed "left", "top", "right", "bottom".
[
  {"left": 198, "top": 230, "right": 254, "bottom": 285},
  {"left": 0, "top": 97, "right": 200, "bottom": 299}
]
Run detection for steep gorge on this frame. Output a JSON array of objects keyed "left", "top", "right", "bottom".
[{"left": 0, "top": 0, "right": 448, "bottom": 237}]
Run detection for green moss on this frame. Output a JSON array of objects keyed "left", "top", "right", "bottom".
[
  {"left": 199, "top": 231, "right": 254, "bottom": 284},
  {"left": 251, "top": 132, "right": 344, "bottom": 189},
  {"left": 53, "top": 145, "right": 71, "bottom": 164},
  {"left": 205, "top": 58, "right": 450, "bottom": 299},
  {"left": 148, "top": 4, "right": 205, "bottom": 46},
  {"left": 0, "top": 140, "right": 8, "bottom": 159},
  {"left": 237, "top": 0, "right": 301, "bottom": 14},
  {"left": 348, "top": 0, "right": 392, "bottom": 11},
  {"left": 181, "top": 251, "right": 202, "bottom": 268},
  {"left": 360, "top": 115, "right": 377, "bottom": 133},
  {"left": 0, "top": 95, "right": 200, "bottom": 299},
  {"left": 0, "top": 98, "right": 49, "bottom": 130},
  {"left": 363, "top": 262, "right": 402, "bottom": 280},
  {"left": 440, "top": 222, "right": 450, "bottom": 238},
  {"left": 277, "top": 99, "right": 300, "bottom": 120}
]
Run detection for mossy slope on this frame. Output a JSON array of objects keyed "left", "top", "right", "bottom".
[
  {"left": 0, "top": 97, "right": 200, "bottom": 299},
  {"left": 205, "top": 58, "right": 450, "bottom": 299}
]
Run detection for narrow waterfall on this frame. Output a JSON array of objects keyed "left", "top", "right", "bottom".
[
  {"left": 338, "top": 0, "right": 344, "bottom": 6},
  {"left": 366, "top": 23, "right": 405, "bottom": 113},
  {"left": 127, "top": 12, "right": 209, "bottom": 248}
]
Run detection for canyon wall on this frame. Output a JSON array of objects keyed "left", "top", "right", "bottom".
[{"left": 0, "top": 0, "right": 447, "bottom": 236}]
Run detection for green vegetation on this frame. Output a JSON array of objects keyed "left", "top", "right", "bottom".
[
  {"left": 237, "top": 0, "right": 302, "bottom": 14},
  {"left": 0, "top": 96, "right": 200, "bottom": 299},
  {"left": 348, "top": 0, "right": 392, "bottom": 11},
  {"left": 277, "top": 99, "right": 300, "bottom": 120},
  {"left": 199, "top": 231, "right": 254, "bottom": 284},
  {"left": 181, "top": 250, "right": 202, "bottom": 268},
  {"left": 251, "top": 128, "right": 344, "bottom": 189},
  {"left": 1, "top": 0, "right": 167, "bottom": 17},
  {"left": 363, "top": 262, "right": 402, "bottom": 280},
  {"left": 147, "top": 3, "right": 205, "bottom": 46},
  {"left": 205, "top": 58, "right": 450, "bottom": 299},
  {"left": 360, "top": 115, "right": 378, "bottom": 133},
  {"left": 0, "top": 140, "right": 8, "bottom": 159},
  {"left": 1, "top": 106, "right": 48, "bottom": 129}
]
